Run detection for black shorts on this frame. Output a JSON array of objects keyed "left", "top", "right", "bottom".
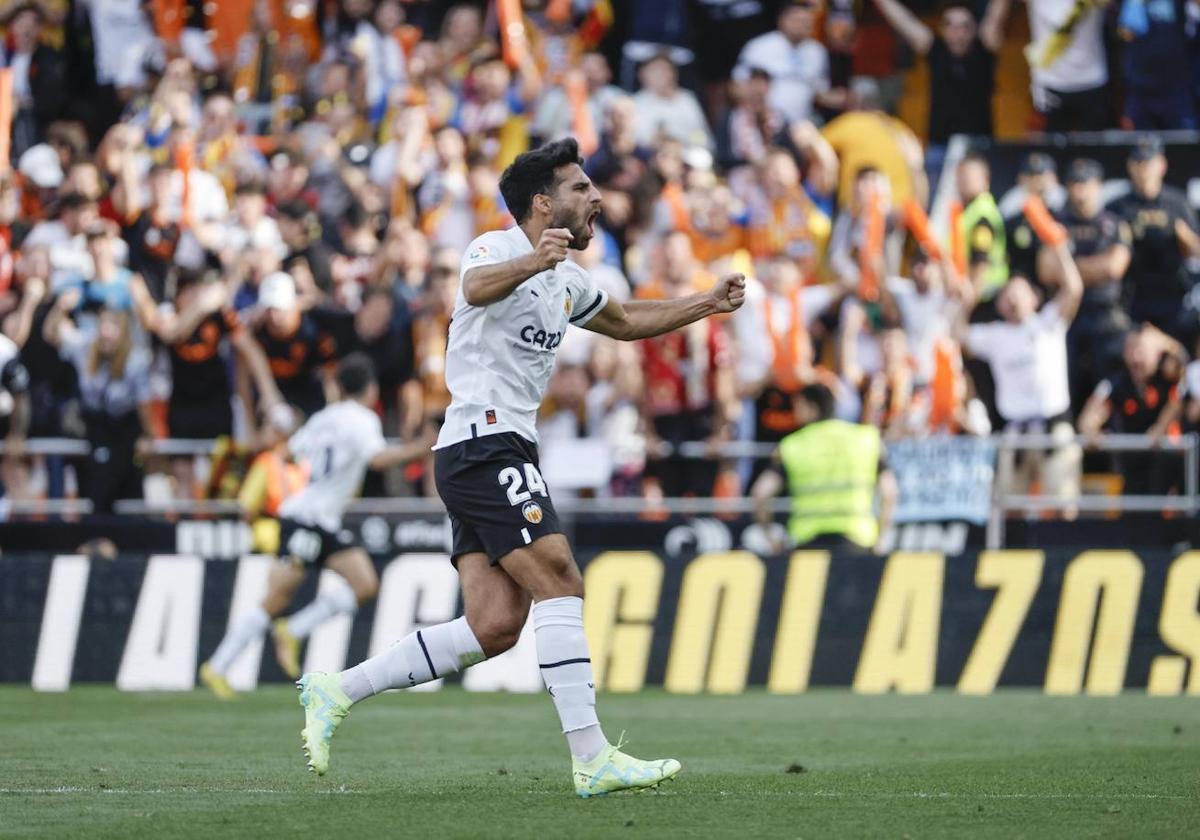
[
  {"left": 434, "top": 432, "right": 562, "bottom": 565},
  {"left": 277, "top": 517, "right": 359, "bottom": 566}
]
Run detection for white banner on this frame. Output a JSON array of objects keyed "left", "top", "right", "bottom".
[{"left": 888, "top": 437, "right": 996, "bottom": 525}]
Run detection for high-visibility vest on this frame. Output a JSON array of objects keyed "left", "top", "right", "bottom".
[
  {"left": 958, "top": 193, "right": 1008, "bottom": 298},
  {"left": 778, "top": 419, "right": 881, "bottom": 548}
]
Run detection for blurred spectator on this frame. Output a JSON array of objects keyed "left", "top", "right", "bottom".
[
  {"left": 955, "top": 152, "right": 1007, "bottom": 304},
  {"left": 964, "top": 242, "right": 1083, "bottom": 511},
  {"left": 734, "top": 1, "right": 831, "bottom": 125},
  {"left": 43, "top": 292, "right": 154, "bottom": 513},
  {"left": 1117, "top": 0, "right": 1198, "bottom": 130},
  {"left": 238, "top": 403, "right": 308, "bottom": 554},
  {"left": 278, "top": 200, "right": 335, "bottom": 296},
  {"left": 691, "top": 0, "right": 769, "bottom": 104},
  {"left": 532, "top": 50, "right": 622, "bottom": 144},
  {"left": 639, "top": 232, "right": 736, "bottom": 498},
  {"left": 1079, "top": 325, "right": 1186, "bottom": 495},
  {"left": 821, "top": 77, "right": 926, "bottom": 210},
  {"left": 870, "top": 0, "right": 1010, "bottom": 165},
  {"left": 745, "top": 145, "right": 832, "bottom": 275},
  {"left": 1109, "top": 137, "right": 1200, "bottom": 340},
  {"left": 251, "top": 272, "right": 342, "bottom": 417},
  {"left": 1004, "top": 153, "right": 1063, "bottom": 288},
  {"left": 632, "top": 53, "right": 713, "bottom": 151},
  {"left": 3, "top": 3, "right": 66, "bottom": 158},
  {"left": 829, "top": 167, "right": 901, "bottom": 293},
  {"left": 1024, "top": 0, "right": 1111, "bottom": 132},
  {"left": 1051, "top": 158, "right": 1133, "bottom": 411}
]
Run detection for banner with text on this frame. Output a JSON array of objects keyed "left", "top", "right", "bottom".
[
  {"left": 887, "top": 436, "right": 997, "bottom": 526},
  {"left": 6, "top": 546, "right": 1198, "bottom": 696}
]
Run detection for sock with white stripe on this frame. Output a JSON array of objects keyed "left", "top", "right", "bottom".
[
  {"left": 338, "top": 616, "right": 485, "bottom": 703},
  {"left": 285, "top": 577, "right": 358, "bottom": 639},
  {"left": 532, "top": 596, "right": 608, "bottom": 762},
  {"left": 209, "top": 606, "right": 270, "bottom": 674}
]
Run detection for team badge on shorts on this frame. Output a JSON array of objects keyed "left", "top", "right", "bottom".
[{"left": 521, "top": 501, "right": 544, "bottom": 524}]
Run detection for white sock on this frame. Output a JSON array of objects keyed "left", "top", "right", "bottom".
[
  {"left": 209, "top": 606, "right": 270, "bottom": 674},
  {"left": 286, "top": 577, "right": 358, "bottom": 639},
  {"left": 532, "top": 596, "right": 608, "bottom": 762},
  {"left": 338, "top": 616, "right": 485, "bottom": 703}
]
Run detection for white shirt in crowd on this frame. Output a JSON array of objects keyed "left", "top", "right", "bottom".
[
  {"left": 436, "top": 226, "right": 609, "bottom": 449},
  {"left": 280, "top": 400, "right": 387, "bottom": 532},
  {"left": 631, "top": 89, "right": 714, "bottom": 150},
  {"left": 966, "top": 302, "right": 1071, "bottom": 423},
  {"left": 734, "top": 31, "right": 830, "bottom": 124},
  {"left": 731, "top": 277, "right": 832, "bottom": 391},
  {"left": 1026, "top": 0, "right": 1108, "bottom": 99},
  {"left": 886, "top": 277, "right": 957, "bottom": 385}
]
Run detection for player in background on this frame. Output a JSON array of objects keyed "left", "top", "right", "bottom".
[
  {"left": 200, "top": 354, "right": 429, "bottom": 699},
  {"left": 297, "top": 139, "right": 746, "bottom": 797}
]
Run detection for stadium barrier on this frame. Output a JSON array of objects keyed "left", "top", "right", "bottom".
[{"left": 5, "top": 543, "right": 1198, "bottom": 696}]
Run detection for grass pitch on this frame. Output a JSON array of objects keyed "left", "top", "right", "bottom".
[{"left": 1, "top": 687, "right": 1196, "bottom": 839}]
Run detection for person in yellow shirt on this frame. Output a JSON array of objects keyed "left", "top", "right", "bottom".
[{"left": 822, "top": 77, "right": 927, "bottom": 211}]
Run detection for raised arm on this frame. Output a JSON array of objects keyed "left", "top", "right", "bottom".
[
  {"left": 368, "top": 431, "right": 436, "bottom": 471},
  {"left": 979, "top": 0, "right": 1012, "bottom": 53},
  {"left": 1042, "top": 240, "right": 1084, "bottom": 322},
  {"left": 462, "top": 228, "right": 572, "bottom": 306},
  {"left": 582, "top": 274, "right": 746, "bottom": 341},
  {"left": 870, "top": 0, "right": 934, "bottom": 55}
]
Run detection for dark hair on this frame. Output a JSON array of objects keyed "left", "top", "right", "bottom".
[
  {"left": 855, "top": 165, "right": 880, "bottom": 181},
  {"left": 798, "top": 382, "right": 835, "bottom": 421},
  {"left": 940, "top": 1, "right": 976, "bottom": 18},
  {"left": 336, "top": 352, "right": 377, "bottom": 398},
  {"left": 960, "top": 150, "right": 990, "bottom": 169},
  {"left": 499, "top": 138, "right": 584, "bottom": 223}
]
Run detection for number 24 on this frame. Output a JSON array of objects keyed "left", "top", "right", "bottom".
[{"left": 498, "top": 463, "right": 547, "bottom": 505}]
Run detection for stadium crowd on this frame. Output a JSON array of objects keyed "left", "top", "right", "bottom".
[{"left": 0, "top": 0, "right": 1199, "bottom": 516}]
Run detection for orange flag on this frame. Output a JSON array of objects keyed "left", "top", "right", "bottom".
[
  {"left": 0, "top": 69, "right": 11, "bottom": 176},
  {"left": 901, "top": 198, "right": 942, "bottom": 261},
  {"left": 566, "top": 70, "right": 598, "bottom": 156},
  {"left": 948, "top": 200, "right": 966, "bottom": 279},
  {"left": 175, "top": 140, "right": 194, "bottom": 230},
  {"left": 1022, "top": 194, "right": 1068, "bottom": 248},
  {"left": 858, "top": 188, "right": 885, "bottom": 302}
]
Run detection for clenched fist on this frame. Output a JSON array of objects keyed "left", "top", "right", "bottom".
[
  {"left": 532, "top": 227, "right": 573, "bottom": 272},
  {"left": 709, "top": 273, "right": 746, "bottom": 313}
]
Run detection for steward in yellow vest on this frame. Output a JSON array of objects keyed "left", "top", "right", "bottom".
[{"left": 751, "top": 382, "right": 896, "bottom": 552}]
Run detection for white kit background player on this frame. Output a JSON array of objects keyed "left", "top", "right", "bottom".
[
  {"left": 297, "top": 138, "right": 746, "bottom": 798},
  {"left": 201, "top": 354, "right": 428, "bottom": 699}
]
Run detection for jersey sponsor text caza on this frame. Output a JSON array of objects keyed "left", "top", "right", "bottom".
[
  {"left": 435, "top": 227, "right": 608, "bottom": 448},
  {"left": 279, "top": 400, "right": 386, "bottom": 531}
]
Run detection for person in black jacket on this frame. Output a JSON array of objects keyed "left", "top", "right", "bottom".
[{"left": 2, "top": 4, "right": 66, "bottom": 158}]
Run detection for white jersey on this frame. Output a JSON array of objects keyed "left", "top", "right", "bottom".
[
  {"left": 279, "top": 401, "right": 386, "bottom": 531},
  {"left": 435, "top": 227, "right": 609, "bottom": 449}
]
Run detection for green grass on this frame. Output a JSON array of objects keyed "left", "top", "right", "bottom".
[{"left": 1, "top": 687, "right": 1196, "bottom": 839}]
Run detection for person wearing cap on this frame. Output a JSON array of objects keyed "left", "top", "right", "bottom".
[
  {"left": 1005, "top": 153, "right": 1063, "bottom": 287},
  {"left": 1108, "top": 137, "right": 1200, "bottom": 339},
  {"left": 1046, "top": 157, "right": 1133, "bottom": 412},
  {"left": 734, "top": 1, "right": 833, "bottom": 125},
  {"left": 252, "top": 271, "right": 344, "bottom": 418}
]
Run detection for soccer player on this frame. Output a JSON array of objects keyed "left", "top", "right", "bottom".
[
  {"left": 200, "top": 354, "right": 428, "bottom": 699},
  {"left": 296, "top": 138, "right": 746, "bottom": 797}
]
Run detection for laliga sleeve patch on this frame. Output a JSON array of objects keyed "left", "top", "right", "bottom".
[{"left": 466, "top": 243, "right": 491, "bottom": 263}]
